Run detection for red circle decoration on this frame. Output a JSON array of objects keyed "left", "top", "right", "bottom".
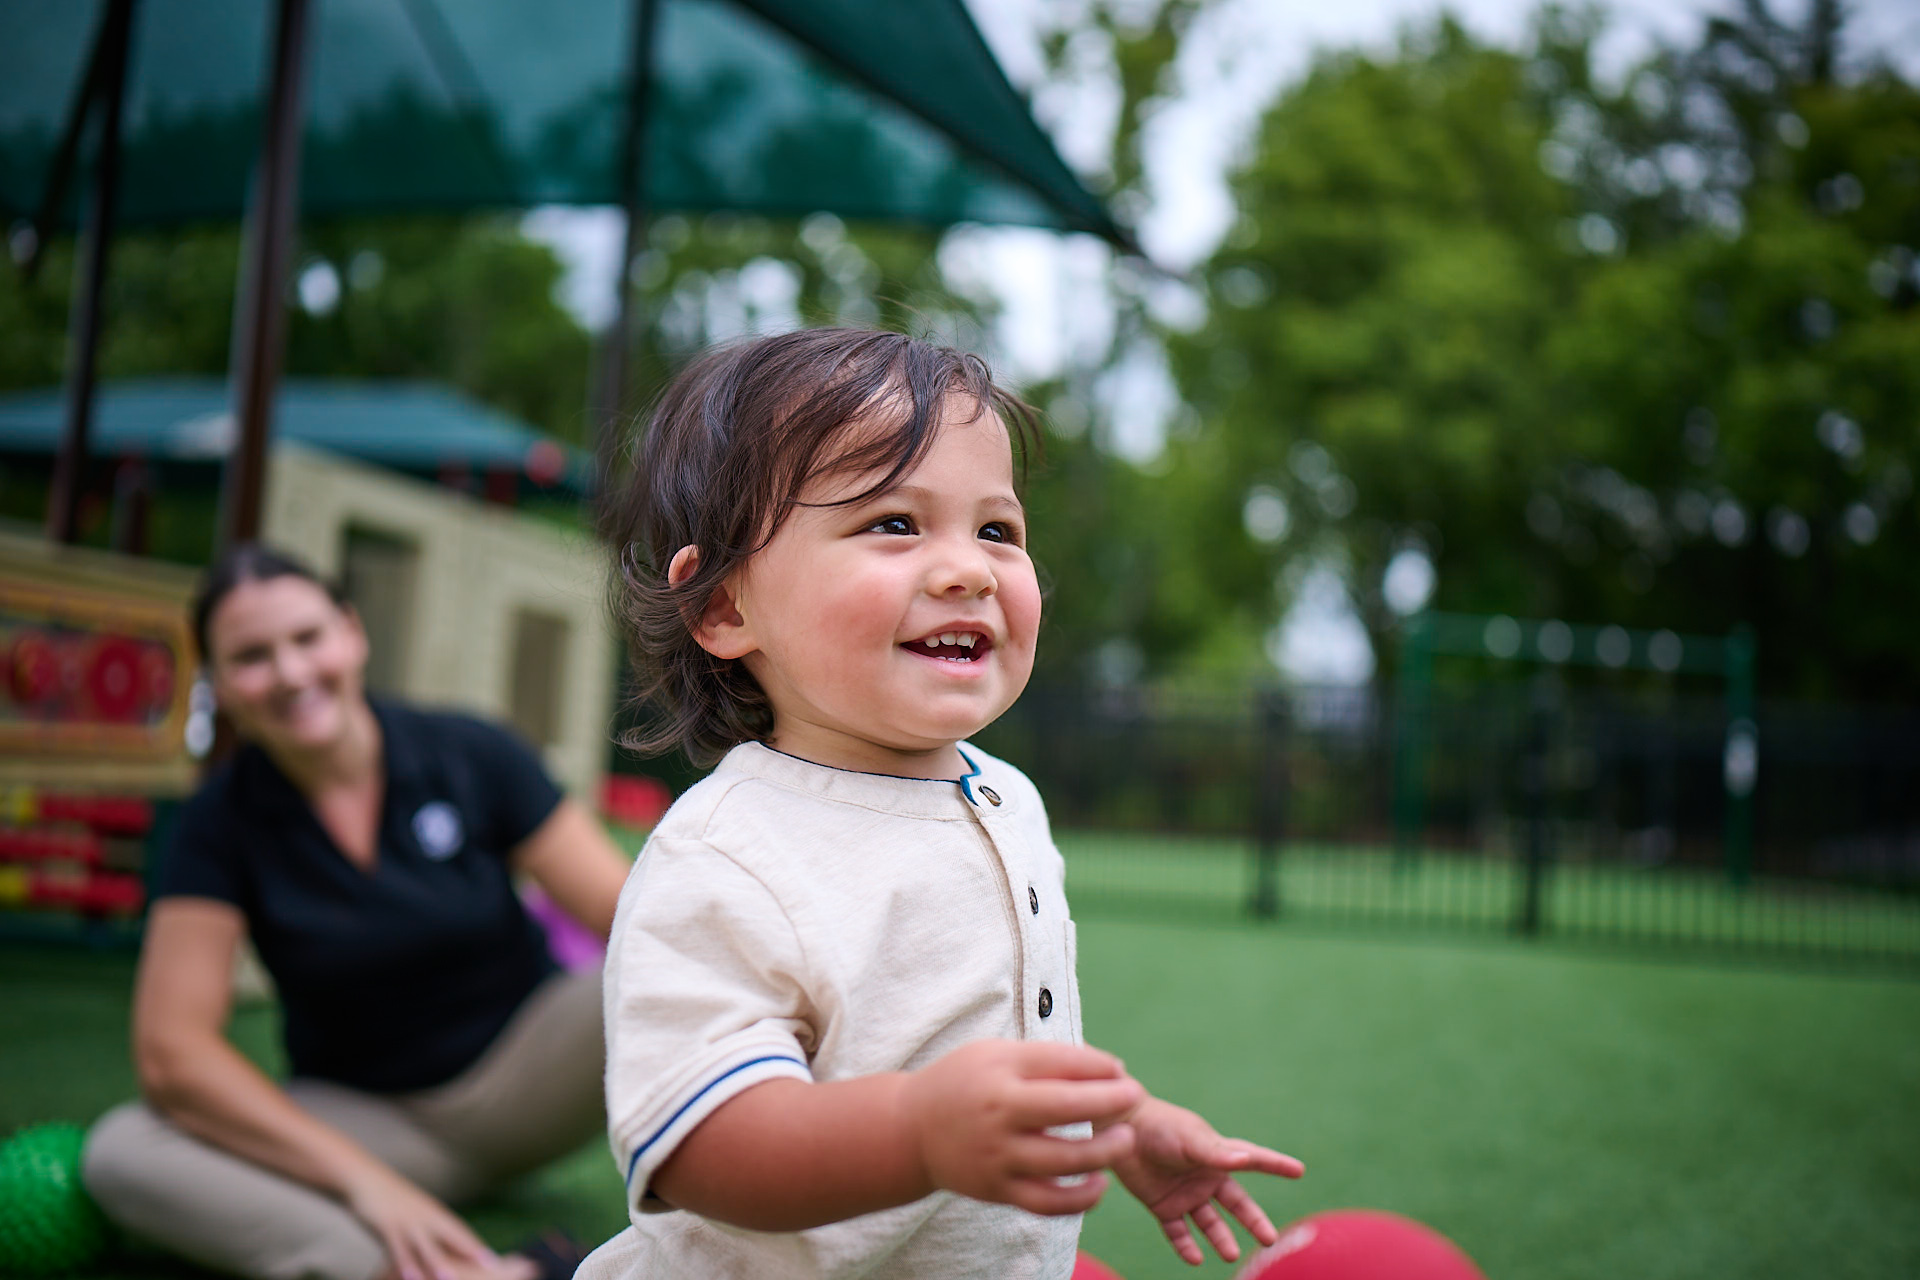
[
  {"left": 9, "top": 631, "right": 60, "bottom": 705},
  {"left": 87, "top": 637, "right": 144, "bottom": 722}
]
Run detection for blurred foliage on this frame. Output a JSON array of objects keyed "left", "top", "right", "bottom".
[
  {"left": 0, "top": 217, "right": 592, "bottom": 444},
  {"left": 1164, "top": 0, "right": 1920, "bottom": 700},
  {"left": 605, "top": 211, "right": 983, "bottom": 412},
  {"left": 291, "top": 218, "right": 593, "bottom": 444},
  {"left": 4, "top": 0, "right": 1914, "bottom": 703}
]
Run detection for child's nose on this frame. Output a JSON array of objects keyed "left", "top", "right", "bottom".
[{"left": 930, "top": 536, "right": 997, "bottom": 597}]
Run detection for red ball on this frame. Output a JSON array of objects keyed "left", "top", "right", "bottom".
[
  {"left": 1235, "top": 1210, "right": 1485, "bottom": 1280},
  {"left": 1071, "top": 1251, "right": 1127, "bottom": 1280}
]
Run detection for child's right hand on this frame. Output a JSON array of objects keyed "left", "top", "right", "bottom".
[{"left": 900, "top": 1040, "right": 1144, "bottom": 1215}]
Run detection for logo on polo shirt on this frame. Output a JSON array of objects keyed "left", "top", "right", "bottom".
[{"left": 412, "top": 802, "right": 465, "bottom": 860}]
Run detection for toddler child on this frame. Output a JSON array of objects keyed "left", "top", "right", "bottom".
[{"left": 582, "top": 328, "right": 1303, "bottom": 1280}]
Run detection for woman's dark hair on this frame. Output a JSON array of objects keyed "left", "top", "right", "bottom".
[
  {"left": 603, "top": 327, "right": 1043, "bottom": 767},
  {"left": 191, "top": 543, "right": 349, "bottom": 665}
]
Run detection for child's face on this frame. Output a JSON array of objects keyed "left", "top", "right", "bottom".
[{"left": 721, "top": 398, "right": 1041, "bottom": 778}]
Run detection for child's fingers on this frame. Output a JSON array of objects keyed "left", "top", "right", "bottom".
[
  {"left": 1005, "top": 1170, "right": 1112, "bottom": 1217},
  {"left": 1190, "top": 1202, "right": 1243, "bottom": 1263},
  {"left": 1004, "top": 1125, "right": 1134, "bottom": 1178},
  {"left": 1193, "top": 1137, "right": 1305, "bottom": 1179},
  {"left": 1159, "top": 1215, "right": 1207, "bottom": 1267},
  {"left": 1012, "top": 1041, "right": 1130, "bottom": 1081},
  {"left": 1010, "top": 1077, "right": 1143, "bottom": 1129},
  {"left": 1231, "top": 1143, "right": 1306, "bottom": 1179},
  {"left": 1214, "top": 1178, "right": 1281, "bottom": 1246}
]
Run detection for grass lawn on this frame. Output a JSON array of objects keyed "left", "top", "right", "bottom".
[
  {"left": 5, "top": 895, "right": 1918, "bottom": 1278},
  {"left": 1071, "top": 917, "right": 1920, "bottom": 1279}
]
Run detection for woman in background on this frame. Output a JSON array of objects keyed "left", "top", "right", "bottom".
[{"left": 85, "top": 544, "right": 632, "bottom": 1280}]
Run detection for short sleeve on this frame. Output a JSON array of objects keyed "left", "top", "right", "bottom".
[
  {"left": 153, "top": 782, "right": 248, "bottom": 909},
  {"left": 453, "top": 715, "right": 565, "bottom": 851},
  {"left": 603, "top": 835, "right": 816, "bottom": 1215}
]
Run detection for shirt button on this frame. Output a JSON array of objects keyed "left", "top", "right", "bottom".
[
  {"left": 1028, "top": 886, "right": 1039, "bottom": 915},
  {"left": 1037, "top": 988, "right": 1053, "bottom": 1019},
  {"left": 979, "top": 785, "right": 1002, "bottom": 806}
]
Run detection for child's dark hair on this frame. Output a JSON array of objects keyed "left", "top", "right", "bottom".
[
  {"left": 191, "top": 542, "right": 348, "bottom": 665},
  {"left": 605, "top": 327, "right": 1043, "bottom": 766}
]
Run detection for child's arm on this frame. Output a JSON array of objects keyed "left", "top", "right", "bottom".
[
  {"left": 1105, "top": 1096, "right": 1306, "bottom": 1267},
  {"left": 651, "top": 1039, "right": 1144, "bottom": 1231}
]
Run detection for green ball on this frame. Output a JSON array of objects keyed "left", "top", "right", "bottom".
[{"left": 0, "top": 1123, "right": 111, "bottom": 1274}]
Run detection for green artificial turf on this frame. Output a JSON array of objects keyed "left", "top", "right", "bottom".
[
  {"left": 1071, "top": 918, "right": 1920, "bottom": 1279},
  {"left": 5, "top": 885, "right": 1919, "bottom": 1279}
]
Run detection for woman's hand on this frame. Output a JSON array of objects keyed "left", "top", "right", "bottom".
[
  {"left": 901, "top": 1040, "right": 1144, "bottom": 1216},
  {"left": 1109, "top": 1096, "right": 1305, "bottom": 1267},
  {"left": 340, "top": 1161, "right": 501, "bottom": 1280}
]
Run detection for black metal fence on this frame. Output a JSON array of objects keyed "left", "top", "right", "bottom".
[{"left": 971, "top": 682, "right": 1920, "bottom": 966}]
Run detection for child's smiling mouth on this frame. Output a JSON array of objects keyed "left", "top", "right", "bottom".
[{"left": 901, "top": 630, "right": 992, "bottom": 663}]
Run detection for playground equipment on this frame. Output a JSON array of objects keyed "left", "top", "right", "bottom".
[{"left": 1, "top": 533, "right": 191, "bottom": 936}]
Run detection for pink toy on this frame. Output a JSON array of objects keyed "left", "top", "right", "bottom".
[{"left": 523, "top": 886, "right": 606, "bottom": 972}]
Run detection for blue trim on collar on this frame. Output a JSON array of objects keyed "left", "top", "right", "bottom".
[
  {"left": 624, "top": 1053, "right": 808, "bottom": 1186},
  {"left": 956, "top": 747, "right": 983, "bottom": 805}
]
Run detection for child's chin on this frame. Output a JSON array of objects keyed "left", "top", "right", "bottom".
[{"left": 909, "top": 716, "right": 999, "bottom": 747}]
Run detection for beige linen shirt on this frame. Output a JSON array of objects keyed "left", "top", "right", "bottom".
[{"left": 578, "top": 740, "right": 1086, "bottom": 1280}]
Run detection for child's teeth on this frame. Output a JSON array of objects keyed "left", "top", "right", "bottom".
[{"left": 916, "top": 632, "right": 981, "bottom": 654}]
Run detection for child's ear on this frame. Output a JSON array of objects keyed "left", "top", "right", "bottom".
[{"left": 669, "top": 545, "right": 756, "bottom": 660}]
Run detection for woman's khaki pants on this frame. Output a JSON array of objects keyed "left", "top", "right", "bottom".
[{"left": 83, "top": 971, "right": 606, "bottom": 1280}]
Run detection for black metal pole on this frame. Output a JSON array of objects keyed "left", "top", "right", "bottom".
[
  {"left": 110, "top": 454, "right": 152, "bottom": 554},
  {"left": 593, "top": 0, "right": 661, "bottom": 496},
  {"left": 46, "top": 0, "right": 135, "bottom": 546},
  {"left": 1517, "top": 680, "right": 1554, "bottom": 937},
  {"left": 219, "top": 0, "right": 312, "bottom": 549},
  {"left": 1250, "top": 690, "right": 1287, "bottom": 919}
]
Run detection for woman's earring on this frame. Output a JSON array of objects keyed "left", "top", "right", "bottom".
[{"left": 185, "top": 674, "right": 217, "bottom": 759}]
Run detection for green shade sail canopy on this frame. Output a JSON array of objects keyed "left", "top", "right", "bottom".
[
  {"left": 0, "top": 378, "right": 594, "bottom": 496},
  {"left": 0, "top": 0, "right": 1129, "bottom": 245}
]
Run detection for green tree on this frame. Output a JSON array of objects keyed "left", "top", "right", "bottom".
[
  {"left": 1, "top": 216, "right": 594, "bottom": 442},
  {"left": 1167, "top": 17, "right": 1584, "bottom": 669},
  {"left": 1162, "top": 3, "right": 1920, "bottom": 699},
  {"left": 289, "top": 217, "right": 593, "bottom": 446}
]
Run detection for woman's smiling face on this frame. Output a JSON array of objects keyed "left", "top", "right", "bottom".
[
  {"left": 206, "top": 575, "right": 370, "bottom": 755},
  {"left": 714, "top": 398, "right": 1041, "bottom": 779}
]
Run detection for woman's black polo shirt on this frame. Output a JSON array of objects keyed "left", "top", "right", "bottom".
[{"left": 157, "top": 699, "right": 563, "bottom": 1094}]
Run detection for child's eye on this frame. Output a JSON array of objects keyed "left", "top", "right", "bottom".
[
  {"left": 979, "top": 521, "right": 1021, "bottom": 545},
  {"left": 867, "top": 515, "right": 916, "bottom": 536}
]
